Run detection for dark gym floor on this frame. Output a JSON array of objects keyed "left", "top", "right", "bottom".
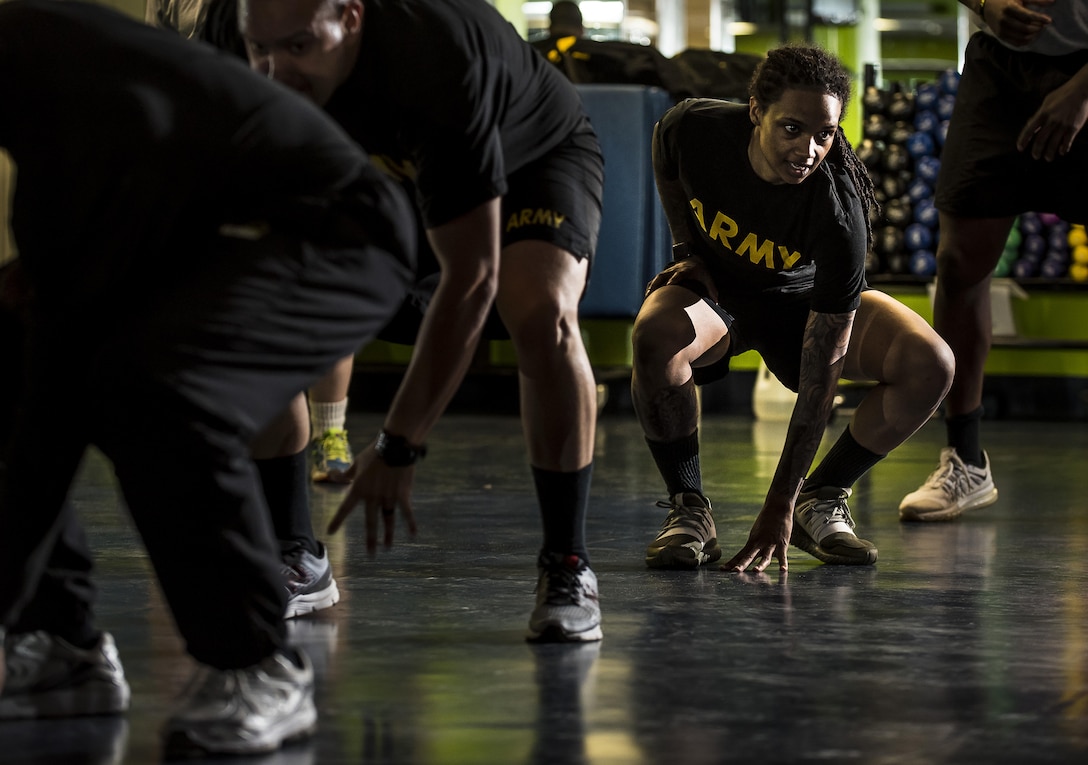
[{"left": 3, "top": 404, "right": 1087, "bottom": 764}]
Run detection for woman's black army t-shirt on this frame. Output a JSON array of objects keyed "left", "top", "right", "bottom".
[{"left": 654, "top": 98, "right": 868, "bottom": 315}]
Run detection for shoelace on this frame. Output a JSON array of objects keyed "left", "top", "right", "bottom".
[
  {"left": 538, "top": 562, "right": 593, "bottom": 605},
  {"left": 925, "top": 456, "right": 973, "bottom": 498},
  {"left": 805, "top": 496, "right": 856, "bottom": 529},
  {"left": 654, "top": 501, "right": 714, "bottom": 538}
]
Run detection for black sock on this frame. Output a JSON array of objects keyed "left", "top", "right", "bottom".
[
  {"left": 646, "top": 431, "right": 702, "bottom": 497},
  {"left": 256, "top": 450, "right": 318, "bottom": 555},
  {"left": 946, "top": 407, "right": 984, "bottom": 466},
  {"left": 803, "top": 427, "right": 885, "bottom": 492},
  {"left": 533, "top": 463, "right": 592, "bottom": 563}
]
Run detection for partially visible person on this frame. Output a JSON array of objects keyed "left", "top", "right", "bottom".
[
  {"left": 899, "top": 0, "right": 1088, "bottom": 521},
  {"left": 150, "top": 0, "right": 359, "bottom": 487},
  {"left": 530, "top": 0, "right": 691, "bottom": 99},
  {"left": 540, "top": 0, "right": 584, "bottom": 43},
  {"left": 0, "top": 0, "right": 415, "bottom": 756},
  {"left": 148, "top": 0, "right": 351, "bottom": 627},
  {"left": 239, "top": 0, "right": 605, "bottom": 643},
  {"left": 146, "top": 0, "right": 210, "bottom": 38},
  {"left": 200, "top": 0, "right": 247, "bottom": 56},
  {"left": 632, "top": 44, "right": 955, "bottom": 572}
]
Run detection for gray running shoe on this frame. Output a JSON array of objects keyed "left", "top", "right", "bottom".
[
  {"left": 162, "top": 649, "right": 317, "bottom": 757},
  {"left": 283, "top": 542, "right": 340, "bottom": 619},
  {"left": 527, "top": 553, "right": 603, "bottom": 644},
  {"left": 645, "top": 492, "right": 721, "bottom": 569},
  {"left": 792, "top": 487, "right": 878, "bottom": 565},
  {"left": 899, "top": 448, "right": 998, "bottom": 522},
  {"left": 0, "top": 631, "right": 130, "bottom": 719}
]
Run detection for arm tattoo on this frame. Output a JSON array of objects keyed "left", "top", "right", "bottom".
[{"left": 770, "top": 310, "right": 854, "bottom": 499}]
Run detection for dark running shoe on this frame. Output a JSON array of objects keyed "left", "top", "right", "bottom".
[
  {"left": 645, "top": 492, "right": 721, "bottom": 569},
  {"left": 792, "top": 487, "right": 878, "bottom": 565}
]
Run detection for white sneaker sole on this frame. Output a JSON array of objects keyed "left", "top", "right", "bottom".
[
  {"left": 163, "top": 701, "right": 317, "bottom": 756},
  {"left": 899, "top": 487, "right": 999, "bottom": 522},
  {"left": 526, "top": 623, "right": 603, "bottom": 644},
  {"left": 0, "top": 680, "right": 130, "bottom": 719},
  {"left": 645, "top": 539, "right": 722, "bottom": 569},
  {"left": 310, "top": 467, "right": 352, "bottom": 484},
  {"left": 285, "top": 580, "right": 341, "bottom": 619}
]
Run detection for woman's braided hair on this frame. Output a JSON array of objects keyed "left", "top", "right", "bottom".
[{"left": 749, "top": 43, "right": 878, "bottom": 249}]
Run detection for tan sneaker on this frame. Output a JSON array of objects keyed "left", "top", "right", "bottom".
[
  {"left": 899, "top": 448, "right": 998, "bottom": 522},
  {"left": 645, "top": 492, "right": 722, "bottom": 569}
]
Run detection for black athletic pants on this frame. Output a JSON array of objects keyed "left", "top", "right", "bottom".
[{"left": 0, "top": 231, "right": 412, "bottom": 669}]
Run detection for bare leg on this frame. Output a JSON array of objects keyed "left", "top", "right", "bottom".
[
  {"left": 896, "top": 214, "right": 1009, "bottom": 520},
  {"left": 842, "top": 290, "right": 955, "bottom": 454},
  {"left": 630, "top": 284, "right": 730, "bottom": 569},
  {"left": 932, "top": 213, "right": 1015, "bottom": 417},
  {"left": 308, "top": 355, "right": 353, "bottom": 408},
  {"left": 496, "top": 241, "right": 595, "bottom": 472},
  {"left": 630, "top": 286, "right": 730, "bottom": 443},
  {"left": 251, "top": 394, "right": 310, "bottom": 459}
]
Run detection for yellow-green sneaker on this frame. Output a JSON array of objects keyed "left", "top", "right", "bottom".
[{"left": 310, "top": 428, "right": 352, "bottom": 484}]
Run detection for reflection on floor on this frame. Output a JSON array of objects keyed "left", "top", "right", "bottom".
[{"left": 2, "top": 411, "right": 1087, "bottom": 764}]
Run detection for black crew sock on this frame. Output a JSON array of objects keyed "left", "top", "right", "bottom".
[
  {"left": 256, "top": 450, "right": 319, "bottom": 556},
  {"left": 646, "top": 430, "right": 702, "bottom": 497},
  {"left": 803, "top": 427, "right": 885, "bottom": 492},
  {"left": 946, "top": 407, "right": 984, "bottom": 466},
  {"left": 533, "top": 463, "right": 592, "bottom": 563}
]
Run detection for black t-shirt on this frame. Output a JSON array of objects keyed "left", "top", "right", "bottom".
[
  {"left": 655, "top": 98, "right": 867, "bottom": 315},
  {"left": 325, "top": 0, "right": 588, "bottom": 229},
  {"left": 0, "top": 0, "right": 412, "bottom": 303}
]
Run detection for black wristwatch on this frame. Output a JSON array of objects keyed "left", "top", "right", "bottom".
[
  {"left": 375, "top": 430, "right": 427, "bottom": 467},
  {"left": 672, "top": 241, "right": 690, "bottom": 259}
]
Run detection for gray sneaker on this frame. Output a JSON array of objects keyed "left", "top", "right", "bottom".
[
  {"left": 645, "top": 492, "right": 721, "bottom": 569},
  {"left": 792, "top": 487, "right": 878, "bottom": 565},
  {"left": 0, "top": 631, "right": 130, "bottom": 719},
  {"left": 527, "top": 553, "right": 603, "bottom": 644},
  {"left": 899, "top": 448, "right": 998, "bottom": 522},
  {"left": 162, "top": 649, "right": 317, "bottom": 757},
  {"left": 282, "top": 542, "right": 340, "bottom": 619}
]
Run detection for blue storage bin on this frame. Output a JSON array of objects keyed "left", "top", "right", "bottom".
[{"left": 576, "top": 85, "right": 674, "bottom": 318}]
